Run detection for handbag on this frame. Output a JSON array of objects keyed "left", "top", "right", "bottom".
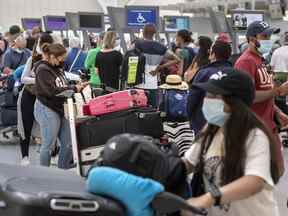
[
  {"left": 24, "top": 84, "right": 36, "bottom": 95},
  {"left": 190, "top": 137, "right": 214, "bottom": 197},
  {"left": 190, "top": 159, "right": 205, "bottom": 197}
]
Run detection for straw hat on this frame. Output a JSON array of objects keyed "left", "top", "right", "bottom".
[{"left": 160, "top": 75, "right": 189, "bottom": 90}]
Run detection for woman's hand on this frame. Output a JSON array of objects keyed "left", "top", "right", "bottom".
[
  {"left": 75, "top": 82, "right": 90, "bottom": 92},
  {"left": 187, "top": 193, "right": 214, "bottom": 209},
  {"left": 181, "top": 193, "right": 213, "bottom": 216}
]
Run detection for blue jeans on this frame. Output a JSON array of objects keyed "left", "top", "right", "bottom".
[{"left": 34, "top": 100, "right": 72, "bottom": 169}]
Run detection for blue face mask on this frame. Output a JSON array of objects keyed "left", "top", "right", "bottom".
[
  {"left": 258, "top": 40, "right": 273, "bottom": 55},
  {"left": 202, "top": 98, "right": 230, "bottom": 127}
]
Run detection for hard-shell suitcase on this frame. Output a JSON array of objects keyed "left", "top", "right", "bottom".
[
  {"left": 0, "top": 163, "right": 125, "bottom": 216},
  {"left": 83, "top": 89, "right": 148, "bottom": 116},
  {"left": 76, "top": 108, "right": 164, "bottom": 176},
  {"left": 0, "top": 107, "right": 17, "bottom": 126}
]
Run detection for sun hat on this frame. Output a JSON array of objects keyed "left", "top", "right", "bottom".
[{"left": 160, "top": 75, "right": 189, "bottom": 90}]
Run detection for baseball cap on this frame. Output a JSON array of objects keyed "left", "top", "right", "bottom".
[
  {"left": 193, "top": 68, "right": 255, "bottom": 106},
  {"left": 216, "top": 32, "right": 232, "bottom": 44},
  {"left": 246, "top": 21, "right": 280, "bottom": 37}
]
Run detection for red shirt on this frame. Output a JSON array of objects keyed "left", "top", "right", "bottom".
[{"left": 235, "top": 49, "right": 276, "bottom": 130}]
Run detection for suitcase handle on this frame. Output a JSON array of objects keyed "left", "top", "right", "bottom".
[{"left": 104, "top": 98, "right": 115, "bottom": 107}]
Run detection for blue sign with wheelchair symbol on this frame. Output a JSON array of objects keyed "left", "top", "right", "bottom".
[{"left": 127, "top": 9, "right": 157, "bottom": 28}]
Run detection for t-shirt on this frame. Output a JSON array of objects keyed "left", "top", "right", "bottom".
[
  {"left": 95, "top": 50, "right": 123, "bottom": 90},
  {"left": 85, "top": 47, "right": 101, "bottom": 87},
  {"left": 3, "top": 48, "right": 31, "bottom": 70},
  {"left": 135, "top": 39, "right": 167, "bottom": 89},
  {"left": 270, "top": 46, "right": 288, "bottom": 73},
  {"left": 235, "top": 50, "right": 275, "bottom": 130},
  {"left": 184, "top": 129, "right": 279, "bottom": 216}
]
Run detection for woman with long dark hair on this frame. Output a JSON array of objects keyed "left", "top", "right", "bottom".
[
  {"left": 183, "top": 69, "right": 280, "bottom": 216},
  {"left": 184, "top": 36, "right": 212, "bottom": 83}
]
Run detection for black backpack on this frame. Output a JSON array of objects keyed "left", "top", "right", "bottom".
[
  {"left": 121, "top": 48, "right": 146, "bottom": 88},
  {"left": 96, "top": 134, "right": 187, "bottom": 197}
]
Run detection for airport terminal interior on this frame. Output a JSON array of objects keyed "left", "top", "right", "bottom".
[{"left": 0, "top": 0, "right": 287, "bottom": 215}]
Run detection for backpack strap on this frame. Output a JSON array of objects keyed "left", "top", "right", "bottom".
[{"left": 68, "top": 49, "right": 82, "bottom": 73}]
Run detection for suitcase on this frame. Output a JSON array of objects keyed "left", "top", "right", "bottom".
[
  {"left": 83, "top": 89, "right": 148, "bottom": 116},
  {"left": 0, "top": 107, "right": 17, "bottom": 126},
  {"left": 0, "top": 163, "right": 125, "bottom": 216},
  {"left": 75, "top": 108, "right": 164, "bottom": 176},
  {"left": 0, "top": 90, "right": 17, "bottom": 107}
]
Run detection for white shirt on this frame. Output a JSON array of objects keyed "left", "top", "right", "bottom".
[
  {"left": 271, "top": 45, "right": 288, "bottom": 73},
  {"left": 136, "top": 65, "right": 158, "bottom": 90},
  {"left": 184, "top": 129, "right": 279, "bottom": 216}
]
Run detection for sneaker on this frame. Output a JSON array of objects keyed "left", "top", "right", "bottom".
[{"left": 20, "top": 157, "right": 30, "bottom": 166}]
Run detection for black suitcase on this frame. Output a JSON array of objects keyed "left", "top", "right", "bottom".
[
  {"left": 0, "top": 90, "right": 17, "bottom": 107},
  {"left": 0, "top": 163, "right": 125, "bottom": 216},
  {"left": 75, "top": 108, "right": 164, "bottom": 176},
  {"left": 0, "top": 107, "right": 17, "bottom": 126}
]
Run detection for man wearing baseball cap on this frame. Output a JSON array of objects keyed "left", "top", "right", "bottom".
[{"left": 235, "top": 21, "right": 285, "bottom": 176}]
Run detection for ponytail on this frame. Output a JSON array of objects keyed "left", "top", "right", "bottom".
[{"left": 42, "top": 43, "right": 66, "bottom": 58}]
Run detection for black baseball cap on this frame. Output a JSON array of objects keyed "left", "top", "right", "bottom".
[
  {"left": 193, "top": 68, "right": 255, "bottom": 106},
  {"left": 246, "top": 21, "right": 280, "bottom": 37}
]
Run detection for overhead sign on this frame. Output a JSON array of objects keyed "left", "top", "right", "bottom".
[
  {"left": 126, "top": 6, "right": 159, "bottom": 29},
  {"left": 164, "top": 16, "right": 190, "bottom": 32},
  {"left": 44, "top": 16, "right": 67, "bottom": 31},
  {"left": 21, "top": 18, "right": 42, "bottom": 30},
  {"left": 231, "top": 10, "right": 265, "bottom": 30}
]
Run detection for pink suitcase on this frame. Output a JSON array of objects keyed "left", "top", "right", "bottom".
[{"left": 83, "top": 89, "right": 148, "bottom": 116}]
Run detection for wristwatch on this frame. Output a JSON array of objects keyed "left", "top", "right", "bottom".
[{"left": 208, "top": 184, "right": 222, "bottom": 206}]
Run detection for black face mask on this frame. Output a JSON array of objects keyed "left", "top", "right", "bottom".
[{"left": 56, "top": 61, "right": 65, "bottom": 68}]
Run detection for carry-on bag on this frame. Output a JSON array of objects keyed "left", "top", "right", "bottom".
[
  {"left": 0, "top": 163, "right": 125, "bottom": 216},
  {"left": 0, "top": 107, "right": 17, "bottom": 126},
  {"left": 83, "top": 89, "right": 148, "bottom": 116}
]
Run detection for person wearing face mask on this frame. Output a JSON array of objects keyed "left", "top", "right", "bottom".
[
  {"left": 2, "top": 34, "right": 31, "bottom": 75},
  {"left": 34, "top": 43, "right": 88, "bottom": 169},
  {"left": 187, "top": 39, "right": 232, "bottom": 136},
  {"left": 64, "top": 37, "right": 87, "bottom": 75},
  {"left": 182, "top": 69, "right": 281, "bottom": 216},
  {"left": 17, "top": 32, "right": 54, "bottom": 166},
  {"left": 235, "top": 21, "right": 286, "bottom": 177},
  {"left": 95, "top": 31, "right": 123, "bottom": 91}
]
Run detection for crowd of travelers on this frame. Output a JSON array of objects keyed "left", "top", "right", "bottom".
[{"left": 0, "top": 20, "right": 287, "bottom": 215}]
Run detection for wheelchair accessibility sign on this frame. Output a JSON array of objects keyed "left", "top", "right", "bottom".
[{"left": 127, "top": 8, "right": 157, "bottom": 28}]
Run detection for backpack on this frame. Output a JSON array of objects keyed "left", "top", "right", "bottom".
[
  {"left": 182, "top": 47, "right": 195, "bottom": 73},
  {"left": 96, "top": 134, "right": 187, "bottom": 197},
  {"left": 161, "top": 89, "right": 189, "bottom": 122},
  {"left": 121, "top": 48, "right": 146, "bottom": 88}
]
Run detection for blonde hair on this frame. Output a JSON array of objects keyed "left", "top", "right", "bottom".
[{"left": 102, "top": 31, "right": 117, "bottom": 49}]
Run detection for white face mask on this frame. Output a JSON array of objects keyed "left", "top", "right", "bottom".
[
  {"left": 14, "top": 48, "right": 24, "bottom": 53},
  {"left": 202, "top": 98, "right": 230, "bottom": 127}
]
